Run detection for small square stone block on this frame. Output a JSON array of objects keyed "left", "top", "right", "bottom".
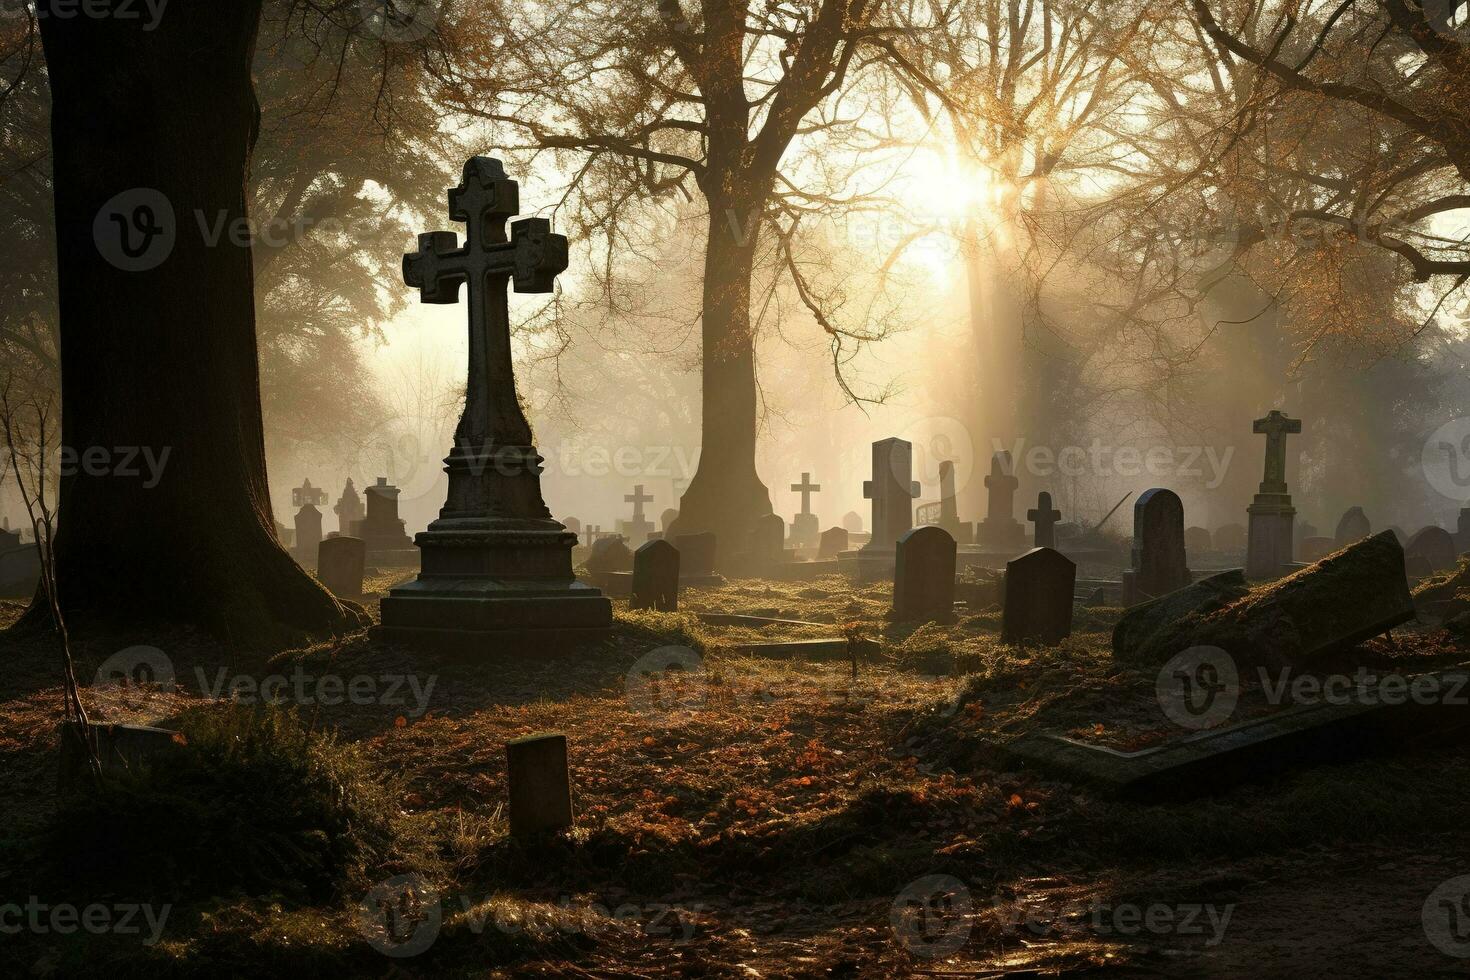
[{"left": 506, "top": 732, "right": 574, "bottom": 836}]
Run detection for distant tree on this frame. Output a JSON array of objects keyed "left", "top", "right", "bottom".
[{"left": 431, "top": 0, "right": 928, "bottom": 550}]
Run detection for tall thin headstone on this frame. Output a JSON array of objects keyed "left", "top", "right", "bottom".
[
  {"left": 936, "top": 460, "right": 970, "bottom": 544},
  {"left": 1245, "top": 409, "right": 1301, "bottom": 579},
  {"left": 1026, "top": 491, "right": 1062, "bottom": 549},
  {"left": 862, "top": 438, "right": 919, "bottom": 552},
  {"left": 379, "top": 157, "right": 611, "bottom": 637}
]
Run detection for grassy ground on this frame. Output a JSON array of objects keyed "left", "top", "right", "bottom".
[{"left": 1, "top": 570, "right": 1467, "bottom": 978}]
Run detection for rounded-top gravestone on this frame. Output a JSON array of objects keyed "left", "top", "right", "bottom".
[{"left": 892, "top": 526, "right": 956, "bottom": 622}]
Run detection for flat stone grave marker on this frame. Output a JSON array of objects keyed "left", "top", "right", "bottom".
[
  {"left": 506, "top": 733, "right": 574, "bottom": 836},
  {"left": 318, "top": 535, "right": 366, "bottom": 598},
  {"left": 893, "top": 525, "right": 957, "bottom": 621},
  {"left": 1406, "top": 526, "right": 1456, "bottom": 572},
  {"left": 631, "top": 539, "right": 679, "bottom": 611},
  {"left": 1001, "top": 547, "right": 1076, "bottom": 646},
  {"left": 818, "top": 526, "right": 848, "bottom": 558},
  {"left": 1007, "top": 665, "right": 1470, "bottom": 801}
]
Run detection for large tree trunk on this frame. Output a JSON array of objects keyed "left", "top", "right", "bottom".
[
  {"left": 36, "top": 1, "right": 363, "bottom": 644},
  {"left": 670, "top": 190, "right": 774, "bottom": 558}
]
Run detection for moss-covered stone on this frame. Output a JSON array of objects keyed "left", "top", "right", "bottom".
[{"left": 1112, "top": 531, "right": 1414, "bottom": 669}]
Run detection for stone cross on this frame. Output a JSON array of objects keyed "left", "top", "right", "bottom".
[
  {"left": 791, "top": 473, "right": 821, "bottom": 515},
  {"left": 624, "top": 484, "right": 653, "bottom": 522},
  {"left": 863, "top": 438, "right": 920, "bottom": 551},
  {"left": 292, "top": 478, "right": 327, "bottom": 509},
  {"left": 402, "top": 156, "right": 566, "bottom": 509},
  {"left": 1252, "top": 410, "right": 1301, "bottom": 494},
  {"left": 1027, "top": 491, "right": 1062, "bottom": 549},
  {"left": 380, "top": 157, "right": 611, "bottom": 639}
]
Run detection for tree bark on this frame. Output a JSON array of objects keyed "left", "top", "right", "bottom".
[
  {"left": 669, "top": 187, "right": 774, "bottom": 556},
  {"left": 35, "top": 0, "right": 363, "bottom": 643}
]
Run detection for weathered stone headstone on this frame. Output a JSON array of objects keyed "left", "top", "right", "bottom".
[
  {"left": 789, "top": 472, "right": 821, "bottom": 549},
  {"left": 892, "top": 526, "right": 956, "bottom": 621},
  {"left": 1245, "top": 409, "right": 1301, "bottom": 579},
  {"left": 1001, "top": 547, "right": 1076, "bottom": 646},
  {"left": 561, "top": 515, "right": 582, "bottom": 535},
  {"left": 1026, "top": 491, "right": 1062, "bottom": 549},
  {"left": 292, "top": 478, "right": 327, "bottom": 563},
  {"left": 660, "top": 508, "right": 680, "bottom": 533},
  {"left": 1388, "top": 525, "right": 1408, "bottom": 545},
  {"left": 1213, "top": 523, "right": 1247, "bottom": 553},
  {"left": 1184, "top": 526, "right": 1213, "bottom": 557},
  {"left": 630, "top": 539, "right": 679, "bottom": 611},
  {"left": 586, "top": 535, "right": 633, "bottom": 575},
  {"left": 818, "top": 526, "right": 849, "bottom": 559},
  {"left": 0, "top": 535, "right": 39, "bottom": 597},
  {"left": 1334, "top": 507, "right": 1371, "bottom": 548},
  {"left": 1121, "top": 488, "right": 1190, "bottom": 606},
  {"left": 936, "top": 460, "right": 972, "bottom": 544},
  {"left": 1405, "top": 526, "right": 1456, "bottom": 572},
  {"left": 674, "top": 531, "right": 718, "bottom": 580},
  {"left": 842, "top": 511, "right": 863, "bottom": 532},
  {"left": 619, "top": 484, "right": 655, "bottom": 546},
  {"left": 317, "top": 535, "right": 366, "bottom": 598},
  {"left": 506, "top": 733, "right": 574, "bottom": 836},
  {"left": 976, "top": 452, "right": 1026, "bottom": 552},
  {"left": 333, "top": 477, "right": 364, "bottom": 535},
  {"left": 352, "top": 476, "right": 414, "bottom": 559},
  {"left": 378, "top": 157, "right": 612, "bottom": 638},
  {"left": 748, "top": 512, "right": 787, "bottom": 568},
  {"left": 862, "top": 437, "right": 920, "bottom": 552}
]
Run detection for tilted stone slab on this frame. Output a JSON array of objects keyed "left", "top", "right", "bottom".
[
  {"left": 1007, "top": 667, "right": 1470, "bottom": 800},
  {"left": 1112, "top": 532, "right": 1414, "bottom": 670}
]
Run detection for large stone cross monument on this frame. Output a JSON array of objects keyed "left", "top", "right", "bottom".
[
  {"left": 379, "top": 157, "right": 611, "bottom": 639},
  {"left": 1246, "top": 409, "right": 1301, "bottom": 580}
]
